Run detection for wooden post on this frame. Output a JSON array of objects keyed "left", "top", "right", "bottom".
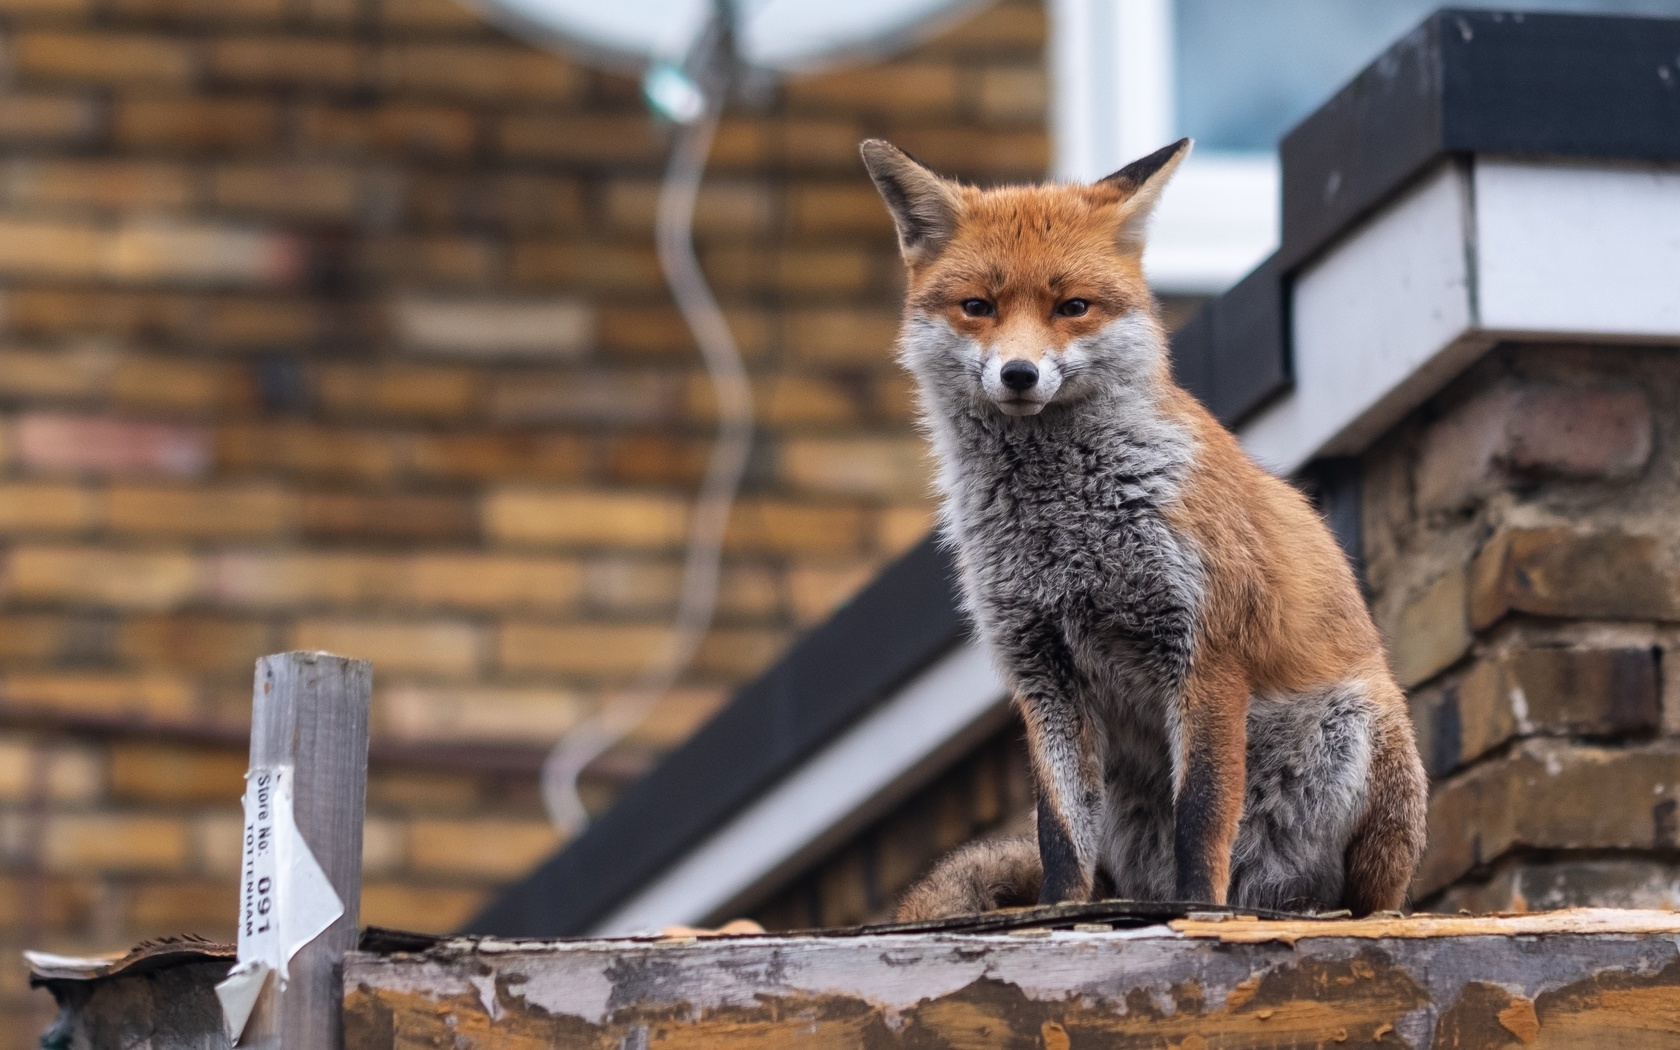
[{"left": 237, "top": 652, "right": 371, "bottom": 1049}]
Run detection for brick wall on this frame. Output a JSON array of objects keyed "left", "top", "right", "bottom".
[
  {"left": 0, "top": 0, "right": 1050, "bottom": 1037},
  {"left": 1366, "top": 343, "right": 1680, "bottom": 913}
]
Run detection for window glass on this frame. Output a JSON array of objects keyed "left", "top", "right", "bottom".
[{"left": 1176, "top": 0, "right": 1680, "bottom": 151}]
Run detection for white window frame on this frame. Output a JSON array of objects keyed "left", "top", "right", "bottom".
[{"left": 1048, "top": 0, "right": 1280, "bottom": 294}]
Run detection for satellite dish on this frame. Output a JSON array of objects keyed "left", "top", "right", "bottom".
[
  {"left": 477, "top": 0, "right": 983, "bottom": 76},
  {"left": 479, "top": 0, "right": 981, "bottom": 848}
]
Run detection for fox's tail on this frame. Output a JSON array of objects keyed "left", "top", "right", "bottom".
[{"left": 894, "top": 834, "right": 1042, "bottom": 922}]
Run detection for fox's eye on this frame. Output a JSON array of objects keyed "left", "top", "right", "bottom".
[
  {"left": 960, "top": 298, "right": 995, "bottom": 318},
  {"left": 1055, "top": 298, "right": 1090, "bottom": 318}
]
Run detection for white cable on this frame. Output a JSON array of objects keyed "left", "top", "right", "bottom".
[{"left": 541, "top": 43, "right": 754, "bottom": 838}]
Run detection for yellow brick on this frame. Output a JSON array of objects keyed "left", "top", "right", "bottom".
[
  {"left": 6, "top": 546, "right": 205, "bottom": 609},
  {"left": 109, "top": 356, "right": 237, "bottom": 413},
  {"left": 104, "top": 220, "right": 303, "bottom": 286},
  {"left": 205, "top": 295, "right": 324, "bottom": 347},
  {"left": 44, "top": 813, "right": 189, "bottom": 873},
  {"left": 127, "top": 879, "right": 236, "bottom": 937},
  {"left": 0, "top": 218, "right": 102, "bottom": 278},
  {"left": 115, "top": 97, "right": 280, "bottom": 150},
  {"left": 360, "top": 882, "right": 487, "bottom": 933},
  {"left": 207, "top": 36, "right": 364, "bottom": 89},
  {"left": 118, "top": 615, "right": 273, "bottom": 672},
  {"left": 6, "top": 159, "right": 193, "bottom": 210},
  {"left": 210, "top": 162, "right": 361, "bottom": 220},
  {"left": 484, "top": 488, "right": 689, "bottom": 549},
  {"left": 13, "top": 31, "right": 196, "bottom": 86},
  {"left": 725, "top": 500, "right": 868, "bottom": 555},
  {"left": 316, "top": 364, "right": 482, "bottom": 421},
  {"left": 300, "top": 102, "right": 477, "bottom": 159},
  {"left": 885, "top": 127, "right": 1048, "bottom": 178},
  {"left": 1, "top": 672, "right": 197, "bottom": 721},
  {"left": 760, "top": 375, "right": 863, "bottom": 427},
  {"left": 720, "top": 564, "right": 782, "bottom": 619},
  {"left": 622, "top": 686, "right": 728, "bottom": 749},
  {"left": 785, "top": 62, "right": 960, "bottom": 115},
  {"left": 786, "top": 307, "right": 900, "bottom": 365},
  {"left": 775, "top": 117, "right": 868, "bottom": 170},
  {"left": 875, "top": 373, "right": 919, "bottom": 423},
  {"left": 377, "top": 684, "right": 583, "bottom": 745},
  {"left": 363, "top": 233, "right": 495, "bottom": 285},
  {"left": 408, "top": 432, "right": 590, "bottom": 483},
  {"left": 498, "top": 114, "right": 662, "bottom": 165},
  {"left": 780, "top": 437, "right": 932, "bottom": 499},
  {"left": 787, "top": 563, "right": 878, "bottom": 625},
  {"left": 934, "top": 1, "right": 1046, "bottom": 49},
  {"left": 703, "top": 246, "right": 874, "bottom": 295},
  {"left": 380, "top": 0, "right": 481, "bottom": 28},
  {"left": 0, "top": 873, "right": 96, "bottom": 929},
  {"left": 786, "top": 184, "right": 896, "bottom": 236},
  {"left": 977, "top": 66, "right": 1048, "bottom": 124},
  {"left": 192, "top": 811, "right": 243, "bottom": 877},
  {"left": 507, "top": 239, "right": 663, "bottom": 292},
  {"left": 211, "top": 551, "right": 407, "bottom": 608},
  {"left": 406, "top": 554, "right": 583, "bottom": 612},
  {"left": 300, "top": 490, "right": 476, "bottom": 544},
  {"left": 0, "top": 218, "right": 298, "bottom": 285},
  {"left": 0, "top": 92, "right": 100, "bottom": 143},
  {"left": 288, "top": 619, "right": 483, "bottom": 677},
  {"left": 0, "top": 0, "right": 90, "bottom": 15},
  {"left": 360, "top": 817, "right": 407, "bottom": 876},
  {"left": 109, "top": 743, "right": 246, "bottom": 803},
  {"left": 378, "top": 43, "right": 583, "bottom": 102},
  {"left": 605, "top": 180, "right": 774, "bottom": 236},
  {"left": 366, "top": 768, "right": 482, "bottom": 812},
  {"left": 0, "top": 482, "right": 96, "bottom": 532},
  {"left": 578, "top": 558, "right": 683, "bottom": 614},
  {"left": 878, "top": 504, "right": 936, "bottom": 555},
  {"left": 0, "top": 736, "right": 104, "bottom": 801},
  {"left": 407, "top": 817, "right": 560, "bottom": 879},
  {"left": 111, "top": 0, "right": 287, "bottom": 19},
  {"left": 216, "top": 422, "right": 403, "bottom": 481},
  {"left": 695, "top": 627, "right": 786, "bottom": 677},
  {"left": 498, "top": 622, "right": 667, "bottom": 676},
  {"left": 108, "top": 484, "right": 295, "bottom": 538},
  {"left": 0, "top": 613, "right": 78, "bottom": 661}
]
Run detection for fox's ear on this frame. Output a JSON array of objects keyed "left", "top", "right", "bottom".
[
  {"left": 860, "top": 139, "right": 962, "bottom": 264},
  {"left": 1097, "top": 137, "right": 1192, "bottom": 250}
]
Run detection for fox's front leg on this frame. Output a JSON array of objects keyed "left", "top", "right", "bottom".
[
  {"left": 1020, "top": 695, "right": 1103, "bottom": 904},
  {"left": 1173, "top": 662, "right": 1249, "bottom": 904}
]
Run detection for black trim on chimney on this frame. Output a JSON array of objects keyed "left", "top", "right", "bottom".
[{"left": 1171, "top": 8, "right": 1680, "bottom": 428}]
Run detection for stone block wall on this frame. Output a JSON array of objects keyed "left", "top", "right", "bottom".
[
  {"left": 0, "top": 0, "right": 1051, "bottom": 1037},
  {"left": 1365, "top": 343, "right": 1680, "bottom": 912}
]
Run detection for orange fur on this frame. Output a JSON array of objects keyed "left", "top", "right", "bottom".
[{"left": 867, "top": 137, "right": 1427, "bottom": 915}]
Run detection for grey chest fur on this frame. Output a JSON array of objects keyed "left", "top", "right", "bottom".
[{"left": 935, "top": 404, "right": 1203, "bottom": 711}]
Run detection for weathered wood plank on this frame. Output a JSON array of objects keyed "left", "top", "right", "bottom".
[
  {"left": 242, "top": 652, "right": 372, "bottom": 1049},
  {"left": 343, "top": 910, "right": 1680, "bottom": 1048}
]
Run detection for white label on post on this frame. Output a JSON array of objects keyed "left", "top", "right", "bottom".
[
  {"left": 238, "top": 767, "right": 281, "bottom": 970},
  {"left": 220, "top": 765, "right": 347, "bottom": 1043}
]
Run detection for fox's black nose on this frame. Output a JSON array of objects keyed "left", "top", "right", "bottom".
[{"left": 1000, "top": 360, "right": 1038, "bottom": 391}]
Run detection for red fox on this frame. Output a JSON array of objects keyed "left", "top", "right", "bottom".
[{"left": 861, "top": 138, "right": 1428, "bottom": 919}]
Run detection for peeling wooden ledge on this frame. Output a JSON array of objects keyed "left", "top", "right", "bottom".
[
  {"left": 31, "top": 907, "right": 1680, "bottom": 1047},
  {"left": 344, "top": 907, "right": 1680, "bottom": 1048}
]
